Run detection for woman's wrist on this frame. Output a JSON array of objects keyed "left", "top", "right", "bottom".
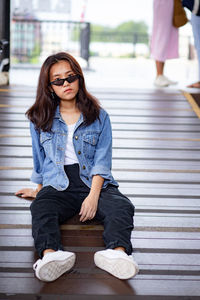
[{"left": 35, "top": 184, "right": 42, "bottom": 196}]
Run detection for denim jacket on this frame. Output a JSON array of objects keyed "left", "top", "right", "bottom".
[{"left": 30, "top": 106, "right": 118, "bottom": 191}]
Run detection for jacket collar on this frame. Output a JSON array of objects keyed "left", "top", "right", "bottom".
[{"left": 54, "top": 105, "right": 84, "bottom": 128}]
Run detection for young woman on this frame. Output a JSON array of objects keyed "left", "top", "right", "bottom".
[
  {"left": 151, "top": 0, "right": 178, "bottom": 87},
  {"left": 16, "top": 52, "right": 139, "bottom": 282}
]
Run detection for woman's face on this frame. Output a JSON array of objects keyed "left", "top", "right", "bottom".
[{"left": 49, "top": 60, "right": 79, "bottom": 103}]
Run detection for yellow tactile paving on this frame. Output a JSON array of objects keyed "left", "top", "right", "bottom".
[{"left": 182, "top": 91, "right": 200, "bottom": 119}]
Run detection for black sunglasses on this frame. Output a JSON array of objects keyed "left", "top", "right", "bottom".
[{"left": 50, "top": 74, "right": 79, "bottom": 86}]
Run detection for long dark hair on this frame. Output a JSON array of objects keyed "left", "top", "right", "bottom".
[{"left": 26, "top": 52, "right": 101, "bottom": 131}]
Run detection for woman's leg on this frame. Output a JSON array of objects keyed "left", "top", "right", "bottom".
[
  {"left": 94, "top": 185, "right": 138, "bottom": 279},
  {"left": 156, "top": 60, "right": 165, "bottom": 76},
  {"left": 30, "top": 185, "right": 80, "bottom": 258},
  {"left": 96, "top": 185, "right": 135, "bottom": 255},
  {"left": 30, "top": 185, "right": 80, "bottom": 282}
]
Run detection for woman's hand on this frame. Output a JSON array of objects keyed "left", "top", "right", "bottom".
[
  {"left": 79, "top": 175, "right": 104, "bottom": 222},
  {"left": 15, "top": 184, "right": 43, "bottom": 199},
  {"left": 79, "top": 194, "right": 99, "bottom": 222},
  {"left": 15, "top": 188, "right": 38, "bottom": 199}
]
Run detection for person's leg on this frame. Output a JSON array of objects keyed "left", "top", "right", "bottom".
[
  {"left": 156, "top": 60, "right": 165, "bottom": 76},
  {"left": 30, "top": 185, "right": 80, "bottom": 281},
  {"left": 96, "top": 185, "right": 134, "bottom": 254},
  {"left": 154, "top": 60, "right": 177, "bottom": 87},
  {"left": 187, "top": 14, "right": 200, "bottom": 88},
  {"left": 94, "top": 185, "right": 139, "bottom": 279},
  {"left": 30, "top": 164, "right": 89, "bottom": 259},
  {"left": 30, "top": 186, "right": 79, "bottom": 258}
]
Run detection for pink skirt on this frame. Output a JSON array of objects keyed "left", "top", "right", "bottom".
[{"left": 151, "top": 0, "right": 179, "bottom": 61}]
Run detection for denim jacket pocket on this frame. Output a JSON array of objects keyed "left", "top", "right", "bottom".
[
  {"left": 83, "top": 132, "right": 99, "bottom": 159},
  {"left": 40, "top": 132, "right": 53, "bottom": 154}
]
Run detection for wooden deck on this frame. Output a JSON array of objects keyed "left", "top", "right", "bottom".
[{"left": 0, "top": 86, "right": 200, "bottom": 299}]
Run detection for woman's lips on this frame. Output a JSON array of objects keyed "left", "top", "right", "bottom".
[{"left": 64, "top": 89, "right": 72, "bottom": 93}]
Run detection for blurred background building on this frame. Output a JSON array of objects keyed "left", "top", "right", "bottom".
[{"left": 0, "top": 0, "right": 197, "bottom": 88}]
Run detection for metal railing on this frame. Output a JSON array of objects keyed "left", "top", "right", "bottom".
[
  {"left": 11, "top": 18, "right": 90, "bottom": 66},
  {"left": 11, "top": 17, "right": 193, "bottom": 65},
  {"left": 90, "top": 31, "right": 149, "bottom": 57},
  {"left": 90, "top": 31, "right": 192, "bottom": 59}
]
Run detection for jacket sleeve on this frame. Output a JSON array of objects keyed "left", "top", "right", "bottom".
[
  {"left": 30, "top": 122, "right": 45, "bottom": 184},
  {"left": 89, "top": 112, "right": 113, "bottom": 180}
]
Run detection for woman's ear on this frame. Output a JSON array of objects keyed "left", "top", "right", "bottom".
[
  {"left": 48, "top": 86, "right": 56, "bottom": 100},
  {"left": 49, "top": 85, "right": 54, "bottom": 93}
]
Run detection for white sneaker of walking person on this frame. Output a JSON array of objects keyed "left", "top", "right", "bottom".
[
  {"left": 33, "top": 250, "right": 76, "bottom": 282},
  {"left": 94, "top": 249, "right": 139, "bottom": 280},
  {"left": 163, "top": 75, "right": 177, "bottom": 85},
  {"left": 154, "top": 75, "right": 177, "bottom": 87}
]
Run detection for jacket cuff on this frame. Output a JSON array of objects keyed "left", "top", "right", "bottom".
[
  {"left": 30, "top": 170, "right": 43, "bottom": 184},
  {"left": 89, "top": 165, "right": 112, "bottom": 180}
]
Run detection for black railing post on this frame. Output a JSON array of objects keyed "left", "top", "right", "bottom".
[
  {"left": 0, "top": 0, "right": 10, "bottom": 85},
  {"left": 80, "top": 22, "right": 90, "bottom": 68},
  {"left": 133, "top": 33, "right": 138, "bottom": 58}
]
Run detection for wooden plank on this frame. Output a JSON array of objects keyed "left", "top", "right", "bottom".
[
  {"left": 113, "top": 139, "right": 200, "bottom": 150},
  {"left": 1, "top": 168, "right": 200, "bottom": 183},
  {"left": 1, "top": 251, "right": 200, "bottom": 270},
  {"left": 110, "top": 115, "right": 200, "bottom": 124},
  {"left": 1, "top": 157, "right": 200, "bottom": 171},
  {"left": 1, "top": 121, "right": 200, "bottom": 132},
  {"left": 0, "top": 146, "right": 32, "bottom": 157},
  {"left": 1, "top": 136, "right": 200, "bottom": 150},
  {"left": 0, "top": 121, "right": 29, "bottom": 129},
  {"left": 113, "top": 148, "right": 200, "bottom": 160},
  {"left": 1, "top": 183, "right": 200, "bottom": 200},
  {"left": 0, "top": 210, "right": 200, "bottom": 230},
  {"left": 0, "top": 114, "right": 28, "bottom": 121},
  {"left": 107, "top": 108, "right": 195, "bottom": 117},
  {"left": 1, "top": 196, "right": 200, "bottom": 214},
  {"left": 1, "top": 228, "right": 200, "bottom": 239},
  {"left": 1, "top": 146, "right": 199, "bottom": 160},
  {"left": 0, "top": 276, "right": 200, "bottom": 297},
  {"left": 2, "top": 128, "right": 200, "bottom": 140},
  {"left": 0, "top": 113, "right": 199, "bottom": 125},
  {"left": 112, "top": 123, "right": 200, "bottom": 132},
  {"left": 1, "top": 231, "right": 200, "bottom": 249},
  {"left": 0, "top": 99, "right": 192, "bottom": 110},
  {"left": 101, "top": 99, "right": 192, "bottom": 108},
  {"left": 1, "top": 194, "right": 200, "bottom": 213},
  {"left": 0, "top": 107, "right": 195, "bottom": 117}
]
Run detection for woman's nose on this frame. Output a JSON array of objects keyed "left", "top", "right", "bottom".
[{"left": 63, "top": 79, "right": 69, "bottom": 86}]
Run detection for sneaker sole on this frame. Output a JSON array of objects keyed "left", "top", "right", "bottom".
[
  {"left": 154, "top": 83, "right": 169, "bottom": 87},
  {"left": 94, "top": 253, "right": 138, "bottom": 280},
  {"left": 36, "top": 253, "right": 76, "bottom": 282}
]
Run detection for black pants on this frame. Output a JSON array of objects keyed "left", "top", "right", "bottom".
[{"left": 30, "top": 164, "right": 135, "bottom": 258}]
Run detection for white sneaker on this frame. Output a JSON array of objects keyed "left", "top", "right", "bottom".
[
  {"left": 94, "top": 249, "right": 139, "bottom": 280},
  {"left": 33, "top": 250, "right": 76, "bottom": 282},
  {"left": 163, "top": 75, "right": 177, "bottom": 85},
  {"left": 154, "top": 75, "right": 169, "bottom": 87},
  {"left": 154, "top": 75, "right": 177, "bottom": 87}
]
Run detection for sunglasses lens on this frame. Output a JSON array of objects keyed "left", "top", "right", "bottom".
[
  {"left": 50, "top": 75, "right": 79, "bottom": 86},
  {"left": 53, "top": 79, "right": 64, "bottom": 86},
  {"left": 67, "top": 75, "right": 78, "bottom": 83}
]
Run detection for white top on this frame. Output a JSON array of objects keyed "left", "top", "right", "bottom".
[{"left": 64, "top": 123, "right": 79, "bottom": 165}]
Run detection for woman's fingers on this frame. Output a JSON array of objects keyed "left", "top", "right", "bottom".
[
  {"left": 79, "top": 196, "right": 98, "bottom": 222},
  {"left": 79, "top": 205, "right": 96, "bottom": 222},
  {"left": 15, "top": 188, "right": 36, "bottom": 198}
]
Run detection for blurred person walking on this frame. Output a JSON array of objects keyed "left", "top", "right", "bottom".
[
  {"left": 151, "top": 0, "right": 179, "bottom": 87},
  {"left": 186, "top": 9, "right": 200, "bottom": 88}
]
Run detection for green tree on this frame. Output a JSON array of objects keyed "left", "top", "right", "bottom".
[
  {"left": 116, "top": 21, "right": 148, "bottom": 33},
  {"left": 91, "top": 20, "right": 149, "bottom": 44}
]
